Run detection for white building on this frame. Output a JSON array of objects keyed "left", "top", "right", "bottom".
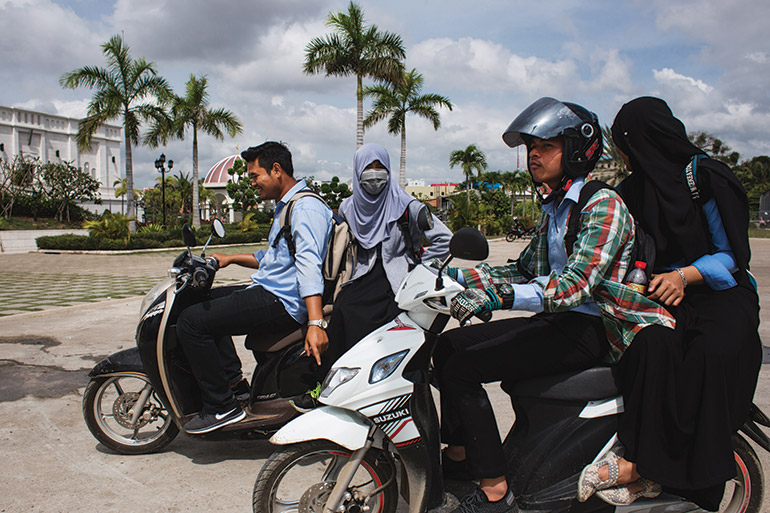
[{"left": 0, "top": 105, "right": 123, "bottom": 213}]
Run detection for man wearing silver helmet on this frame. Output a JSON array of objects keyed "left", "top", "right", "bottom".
[{"left": 434, "top": 98, "right": 675, "bottom": 513}]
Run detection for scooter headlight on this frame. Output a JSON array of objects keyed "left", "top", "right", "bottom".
[
  {"left": 320, "top": 367, "right": 360, "bottom": 399},
  {"left": 369, "top": 350, "right": 409, "bottom": 384}
]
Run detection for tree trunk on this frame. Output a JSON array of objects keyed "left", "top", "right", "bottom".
[
  {"left": 356, "top": 75, "right": 364, "bottom": 149},
  {"left": 399, "top": 124, "right": 407, "bottom": 188},
  {"left": 124, "top": 126, "right": 136, "bottom": 232},
  {"left": 192, "top": 126, "right": 201, "bottom": 228}
]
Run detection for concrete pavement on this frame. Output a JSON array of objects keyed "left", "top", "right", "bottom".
[{"left": 1, "top": 239, "right": 769, "bottom": 512}]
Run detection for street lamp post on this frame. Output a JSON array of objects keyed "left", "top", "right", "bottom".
[{"left": 154, "top": 154, "right": 173, "bottom": 227}]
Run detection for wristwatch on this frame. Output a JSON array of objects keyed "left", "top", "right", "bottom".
[{"left": 308, "top": 319, "right": 328, "bottom": 330}]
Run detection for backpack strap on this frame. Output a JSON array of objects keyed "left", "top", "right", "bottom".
[
  {"left": 684, "top": 154, "right": 701, "bottom": 201},
  {"left": 397, "top": 200, "right": 422, "bottom": 264},
  {"left": 565, "top": 180, "right": 612, "bottom": 257},
  {"left": 272, "top": 189, "right": 327, "bottom": 258}
]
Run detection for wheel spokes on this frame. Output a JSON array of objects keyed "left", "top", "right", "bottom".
[
  {"left": 272, "top": 498, "right": 299, "bottom": 513},
  {"left": 322, "top": 453, "right": 348, "bottom": 482}
]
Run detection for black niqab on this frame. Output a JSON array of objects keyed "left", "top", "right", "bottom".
[{"left": 612, "top": 97, "right": 750, "bottom": 271}]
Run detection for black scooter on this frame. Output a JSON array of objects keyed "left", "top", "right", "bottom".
[
  {"left": 506, "top": 218, "right": 537, "bottom": 242},
  {"left": 83, "top": 221, "right": 318, "bottom": 454}
]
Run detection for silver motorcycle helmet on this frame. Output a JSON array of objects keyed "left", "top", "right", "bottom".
[{"left": 502, "top": 97, "right": 603, "bottom": 180}]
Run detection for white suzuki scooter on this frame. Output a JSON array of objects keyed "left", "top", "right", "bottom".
[{"left": 252, "top": 228, "right": 768, "bottom": 513}]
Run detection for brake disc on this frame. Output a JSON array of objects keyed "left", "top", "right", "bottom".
[
  {"left": 112, "top": 392, "right": 150, "bottom": 429},
  {"left": 298, "top": 482, "right": 335, "bottom": 513}
]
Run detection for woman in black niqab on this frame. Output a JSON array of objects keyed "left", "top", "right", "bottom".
[
  {"left": 611, "top": 97, "right": 750, "bottom": 272},
  {"left": 581, "top": 97, "right": 762, "bottom": 511}
]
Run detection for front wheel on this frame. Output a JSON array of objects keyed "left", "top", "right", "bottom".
[
  {"left": 718, "top": 435, "right": 764, "bottom": 513},
  {"left": 506, "top": 232, "right": 518, "bottom": 242},
  {"left": 253, "top": 440, "right": 398, "bottom": 513},
  {"left": 82, "top": 374, "right": 179, "bottom": 455}
]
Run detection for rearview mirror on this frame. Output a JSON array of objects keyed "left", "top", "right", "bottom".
[
  {"left": 211, "top": 219, "right": 225, "bottom": 238},
  {"left": 181, "top": 224, "right": 196, "bottom": 247},
  {"left": 449, "top": 227, "right": 489, "bottom": 261}
]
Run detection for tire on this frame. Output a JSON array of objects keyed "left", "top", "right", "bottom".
[
  {"left": 718, "top": 435, "right": 764, "bottom": 513},
  {"left": 253, "top": 440, "right": 398, "bottom": 513},
  {"left": 82, "top": 374, "right": 179, "bottom": 455},
  {"left": 506, "top": 232, "right": 518, "bottom": 242}
]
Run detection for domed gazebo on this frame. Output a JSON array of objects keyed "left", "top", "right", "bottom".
[{"left": 203, "top": 154, "right": 241, "bottom": 223}]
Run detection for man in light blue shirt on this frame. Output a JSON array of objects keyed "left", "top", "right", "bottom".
[{"left": 178, "top": 141, "right": 333, "bottom": 434}]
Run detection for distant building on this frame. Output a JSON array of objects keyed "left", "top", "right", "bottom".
[
  {"left": 0, "top": 105, "right": 123, "bottom": 213},
  {"left": 405, "top": 182, "right": 459, "bottom": 208},
  {"left": 202, "top": 154, "right": 279, "bottom": 223}
]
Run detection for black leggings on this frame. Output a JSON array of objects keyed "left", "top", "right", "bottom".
[{"left": 435, "top": 311, "right": 609, "bottom": 479}]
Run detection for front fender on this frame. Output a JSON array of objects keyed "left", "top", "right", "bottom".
[
  {"left": 270, "top": 406, "right": 371, "bottom": 451},
  {"left": 88, "top": 347, "right": 144, "bottom": 378}
]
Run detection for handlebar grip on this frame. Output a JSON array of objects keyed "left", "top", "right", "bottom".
[
  {"left": 477, "top": 310, "right": 493, "bottom": 323},
  {"left": 206, "top": 256, "right": 220, "bottom": 271}
]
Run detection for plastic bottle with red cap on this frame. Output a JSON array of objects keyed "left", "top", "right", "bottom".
[{"left": 625, "top": 261, "right": 648, "bottom": 295}]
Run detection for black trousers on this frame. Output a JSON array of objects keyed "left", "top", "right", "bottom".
[
  {"left": 436, "top": 311, "right": 609, "bottom": 479},
  {"left": 617, "top": 276, "right": 762, "bottom": 511},
  {"left": 176, "top": 284, "right": 300, "bottom": 413}
]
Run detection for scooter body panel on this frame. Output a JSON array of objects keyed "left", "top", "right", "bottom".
[
  {"left": 269, "top": 406, "right": 371, "bottom": 450},
  {"left": 321, "top": 313, "right": 426, "bottom": 414},
  {"left": 87, "top": 347, "right": 144, "bottom": 377}
]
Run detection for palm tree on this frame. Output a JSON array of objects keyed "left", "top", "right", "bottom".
[
  {"left": 449, "top": 144, "right": 488, "bottom": 202},
  {"left": 60, "top": 34, "right": 171, "bottom": 230},
  {"left": 304, "top": 1, "right": 405, "bottom": 148},
  {"left": 146, "top": 74, "right": 242, "bottom": 227},
  {"left": 600, "top": 125, "right": 628, "bottom": 185},
  {"left": 363, "top": 69, "right": 452, "bottom": 187},
  {"left": 113, "top": 177, "right": 140, "bottom": 215}
]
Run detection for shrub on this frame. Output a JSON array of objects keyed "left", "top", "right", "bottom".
[{"left": 84, "top": 211, "right": 132, "bottom": 240}]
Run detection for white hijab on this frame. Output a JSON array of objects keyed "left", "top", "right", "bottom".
[{"left": 339, "top": 143, "right": 414, "bottom": 250}]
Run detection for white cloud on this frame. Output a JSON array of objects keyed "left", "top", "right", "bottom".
[
  {"left": 746, "top": 52, "right": 768, "bottom": 64},
  {"left": 653, "top": 68, "right": 713, "bottom": 93},
  {"left": 410, "top": 37, "right": 577, "bottom": 97}
]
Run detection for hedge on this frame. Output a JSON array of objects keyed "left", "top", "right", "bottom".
[{"left": 36, "top": 229, "right": 264, "bottom": 251}]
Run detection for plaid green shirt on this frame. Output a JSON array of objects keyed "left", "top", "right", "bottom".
[{"left": 461, "top": 188, "right": 675, "bottom": 363}]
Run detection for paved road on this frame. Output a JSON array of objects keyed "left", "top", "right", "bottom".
[{"left": 1, "top": 239, "right": 769, "bottom": 512}]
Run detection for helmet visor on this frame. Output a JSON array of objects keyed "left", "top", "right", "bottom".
[{"left": 502, "top": 97, "right": 583, "bottom": 148}]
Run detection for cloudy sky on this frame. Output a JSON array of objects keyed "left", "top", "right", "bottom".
[{"left": 2, "top": 0, "right": 769, "bottom": 189}]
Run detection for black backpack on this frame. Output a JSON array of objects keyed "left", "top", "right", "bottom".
[{"left": 564, "top": 180, "right": 656, "bottom": 281}]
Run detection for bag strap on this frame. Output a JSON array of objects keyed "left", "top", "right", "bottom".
[
  {"left": 272, "top": 189, "right": 327, "bottom": 258},
  {"left": 565, "top": 180, "right": 612, "bottom": 256},
  {"left": 397, "top": 200, "right": 422, "bottom": 264},
  {"left": 684, "top": 154, "right": 701, "bottom": 201}
]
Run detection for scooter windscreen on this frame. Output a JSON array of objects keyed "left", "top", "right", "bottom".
[{"left": 502, "top": 97, "right": 583, "bottom": 149}]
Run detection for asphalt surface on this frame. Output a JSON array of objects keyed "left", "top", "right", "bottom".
[{"left": 1, "top": 238, "right": 769, "bottom": 512}]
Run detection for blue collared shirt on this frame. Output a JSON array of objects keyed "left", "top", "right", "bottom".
[
  {"left": 250, "top": 181, "right": 333, "bottom": 322},
  {"left": 511, "top": 178, "right": 602, "bottom": 316}
]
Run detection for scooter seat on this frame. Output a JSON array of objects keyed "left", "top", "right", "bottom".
[{"left": 503, "top": 366, "right": 620, "bottom": 401}]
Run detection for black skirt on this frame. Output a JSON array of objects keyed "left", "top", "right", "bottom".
[
  {"left": 617, "top": 273, "right": 762, "bottom": 510},
  {"left": 320, "top": 259, "right": 402, "bottom": 375}
]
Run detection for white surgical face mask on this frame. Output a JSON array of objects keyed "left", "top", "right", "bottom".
[{"left": 360, "top": 168, "right": 389, "bottom": 196}]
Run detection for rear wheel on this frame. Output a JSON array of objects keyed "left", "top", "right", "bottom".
[
  {"left": 83, "top": 374, "right": 179, "bottom": 455},
  {"left": 718, "top": 435, "right": 763, "bottom": 513},
  {"left": 253, "top": 440, "right": 397, "bottom": 513},
  {"left": 506, "top": 232, "right": 518, "bottom": 242}
]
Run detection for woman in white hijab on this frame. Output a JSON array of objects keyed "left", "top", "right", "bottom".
[{"left": 292, "top": 143, "right": 451, "bottom": 411}]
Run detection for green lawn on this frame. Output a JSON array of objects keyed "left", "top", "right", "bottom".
[{"left": 0, "top": 216, "right": 84, "bottom": 230}]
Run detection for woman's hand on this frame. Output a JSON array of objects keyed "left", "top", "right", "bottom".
[{"left": 647, "top": 271, "right": 685, "bottom": 306}]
